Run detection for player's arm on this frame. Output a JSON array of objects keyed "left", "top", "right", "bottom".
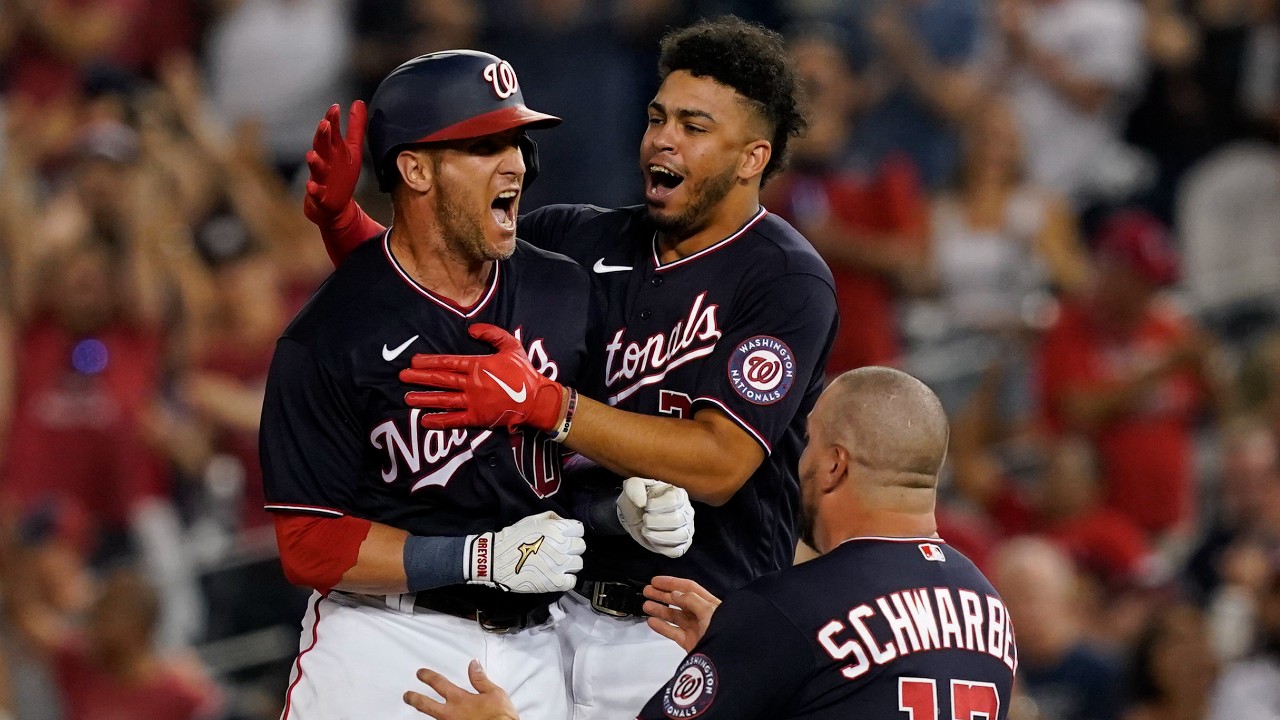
[
  {"left": 302, "top": 102, "right": 386, "bottom": 267},
  {"left": 637, "top": 588, "right": 811, "bottom": 720},
  {"left": 564, "top": 401, "right": 763, "bottom": 506},
  {"left": 261, "top": 338, "right": 583, "bottom": 595},
  {"left": 400, "top": 327, "right": 757, "bottom": 505},
  {"left": 399, "top": 326, "right": 758, "bottom": 505},
  {"left": 273, "top": 511, "right": 584, "bottom": 595},
  {"left": 402, "top": 275, "right": 837, "bottom": 505}
]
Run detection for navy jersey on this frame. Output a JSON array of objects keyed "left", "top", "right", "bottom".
[
  {"left": 517, "top": 205, "right": 838, "bottom": 595},
  {"left": 259, "top": 232, "right": 589, "bottom": 605},
  {"left": 640, "top": 538, "right": 1017, "bottom": 720}
]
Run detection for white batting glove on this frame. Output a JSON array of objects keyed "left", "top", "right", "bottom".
[
  {"left": 465, "top": 511, "right": 585, "bottom": 593},
  {"left": 616, "top": 477, "right": 695, "bottom": 558}
]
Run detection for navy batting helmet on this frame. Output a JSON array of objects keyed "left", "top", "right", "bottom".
[{"left": 367, "top": 50, "right": 561, "bottom": 192}]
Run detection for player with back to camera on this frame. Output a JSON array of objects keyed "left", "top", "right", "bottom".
[
  {"left": 303, "top": 17, "right": 839, "bottom": 718},
  {"left": 258, "top": 50, "right": 686, "bottom": 720},
  {"left": 400, "top": 367, "right": 1019, "bottom": 720}
]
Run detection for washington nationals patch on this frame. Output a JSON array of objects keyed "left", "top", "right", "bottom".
[
  {"left": 662, "top": 653, "right": 718, "bottom": 718},
  {"left": 727, "top": 335, "right": 796, "bottom": 405}
]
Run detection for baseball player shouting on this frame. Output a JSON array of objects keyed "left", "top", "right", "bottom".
[
  {"left": 260, "top": 51, "right": 688, "bottom": 720},
  {"left": 403, "top": 368, "right": 1017, "bottom": 720},
  {"left": 304, "top": 18, "right": 837, "bottom": 719}
]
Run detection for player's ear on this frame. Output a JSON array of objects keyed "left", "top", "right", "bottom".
[
  {"left": 738, "top": 139, "right": 770, "bottom": 183},
  {"left": 822, "top": 444, "right": 849, "bottom": 494},
  {"left": 396, "top": 148, "right": 435, "bottom": 194}
]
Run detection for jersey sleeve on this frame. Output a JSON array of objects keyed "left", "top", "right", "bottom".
[
  {"left": 517, "top": 204, "right": 608, "bottom": 260},
  {"left": 638, "top": 588, "right": 811, "bottom": 720},
  {"left": 689, "top": 272, "right": 837, "bottom": 453},
  {"left": 259, "top": 337, "right": 363, "bottom": 516}
]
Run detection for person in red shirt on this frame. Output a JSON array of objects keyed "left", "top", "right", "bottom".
[
  {"left": 762, "top": 31, "right": 928, "bottom": 375},
  {"left": 1036, "top": 209, "right": 1228, "bottom": 539},
  {"left": 1, "top": 240, "right": 167, "bottom": 557},
  {"left": 1, "top": 504, "right": 219, "bottom": 720},
  {"left": 1038, "top": 437, "right": 1153, "bottom": 587}
]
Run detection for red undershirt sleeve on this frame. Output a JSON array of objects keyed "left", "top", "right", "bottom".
[{"left": 273, "top": 513, "right": 372, "bottom": 591}]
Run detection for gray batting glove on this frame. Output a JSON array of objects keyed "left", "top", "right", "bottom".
[
  {"left": 465, "top": 511, "right": 585, "bottom": 593},
  {"left": 617, "top": 477, "right": 695, "bottom": 558}
]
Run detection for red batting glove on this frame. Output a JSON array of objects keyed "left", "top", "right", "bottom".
[
  {"left": 303, "top": 102, "right": 386, "bottom": 266},
  {"left": 303, "top": 102, "right": 365, "bottom": 224},
  {"left": 400, "top": 324, "right": 567, "bottom": 433}
]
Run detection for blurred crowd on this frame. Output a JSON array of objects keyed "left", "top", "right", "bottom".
[{"left": 0, "top": 0, "right": 1278, "bottom": 719}]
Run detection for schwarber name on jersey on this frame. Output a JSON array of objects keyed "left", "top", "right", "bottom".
[
  {"left": 259, "top": 232, "right": 589, "bottom": 602},
  {"left": 639, "top": 539, "right": 1017, "bottom": 720},
  {"left": 518, "top": 205, "right": 838, "bottom": 595}
]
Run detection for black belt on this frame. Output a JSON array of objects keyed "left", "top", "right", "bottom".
[
  {"left": 580, "top": 580, "right": 648, "bottom": 618},
  {"left": 413, "top": 593, "right": 552, "bottom": 633}
]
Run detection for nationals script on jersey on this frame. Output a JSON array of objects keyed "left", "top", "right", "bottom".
[
  {"left": 518, "top": 204, "right": 838, "bottom": 596},
  {"left": 259, "top": 232, "right": 590, "bottom": 610}
]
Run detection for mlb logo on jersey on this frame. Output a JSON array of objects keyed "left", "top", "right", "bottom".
[
  {"left": 919, "top": 543, "right": 946, "bottom": 562},
  {"left": 727, "top": 335, "right": 796, "bottom": 405}
]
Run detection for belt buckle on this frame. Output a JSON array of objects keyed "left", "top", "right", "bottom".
[
  {"left": 589, "top": 582, "right": 633, "bottom": 618},
  {"left": 475, "top": 609, "right": 523, "bottom": 634}
]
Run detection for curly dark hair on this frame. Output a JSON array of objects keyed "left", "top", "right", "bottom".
[{"left": 658, "top": 16, "right": 808, "bottom": 185}]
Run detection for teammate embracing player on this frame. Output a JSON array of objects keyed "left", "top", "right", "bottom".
[
  {"left": 403, "top": 367, "right": 1018, "bottom": 720},
  {"left": 305, "top": 17, "right": 839, "bottom": 719}
]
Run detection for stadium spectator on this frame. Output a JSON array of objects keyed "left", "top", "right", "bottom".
[
  {"left": 908, "top": 97, "right": 1086, "bottom": 419},
  {"left": 1035, "top": 209, "right": 1229, "bottom": 541},
  {"left": 1039, "top": 438, "right": 1154, "bottom": 589},
  {"left": 1125, "top": 0, "right": 1254, "bottom": 222},
  {"left": 1123, "top": 603, "right": 1219, "bottom": 720},
  {"left": 350, "top": 0, "right": 481, "bottom": 101},
  {"left": 997, "top": 0, "right": 1148, "bottom": 206},
  {"left": 994, "top": 536, "right": 1126, "bottom": 720},
  {"left": 1, "top": 0, "right": 141, "bottom": 106},
  {"left": 763, "top": 29, "right": 928, "bottom": 375},
  {"left": 204, "top": 0, "right": 353, "bottom": 177},
  {"left": 802, "top": 0, "right": 984, "bottom": 188},
  {"left": 1186, "top": 418, "right": 1280, "bottom": 602},
  {"left": 1206, "top": 557, "right": 1280, "bottom": 720},
  {"left": 4, "top": 553, "right": 220, "bottom": 720}
]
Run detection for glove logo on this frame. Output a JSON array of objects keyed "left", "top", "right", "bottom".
[
  {"left": 727, "top": 336, "right": 796, "bottom": 405},
  {"left": 662, "top": 654, "right": 717, "bottom": 718},
  {"left": 483, "top": 370, "right": 527, "bottom": 403},
  {"left": 483, "top": 60, "right": 520, "bottom": 99},
  {"left": 515, "top": 536, "right": 545, "bottom": 574}
]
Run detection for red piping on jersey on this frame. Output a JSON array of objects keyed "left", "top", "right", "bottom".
[
  {"left": 281, "top": 593, "right": 324, "bottom": 720},
  {"left": 691, "top": 396, "right": 772, "bottom": 455},
  {"left": 837, "top": 536, "right": 949, "bottom": 546},
  {"left": 651, "top": 206, "right": 768, "bottom": 271},
  {"left": 382, "top": 231, "right": 501, "bottom": 318},
  {"left": 263, "top": 503, "right": 345, "bottom": 517}
]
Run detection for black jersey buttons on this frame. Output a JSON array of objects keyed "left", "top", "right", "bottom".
[
  {"left": 639, "top": 309, "right": 652, "bottom": 320},
  {"left": 487, "top": 455, "right": 498, "bottom": 468},
  {"left": 650, "top": 276, "right": 663, "bottom": 287}
]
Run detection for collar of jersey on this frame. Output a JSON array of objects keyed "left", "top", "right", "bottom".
[
  {"left": 650, "top": 206, "right": 768, "bottom": 272},
  {"left": 382, "top": 229, "right": 500, "bottom": 319}
]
